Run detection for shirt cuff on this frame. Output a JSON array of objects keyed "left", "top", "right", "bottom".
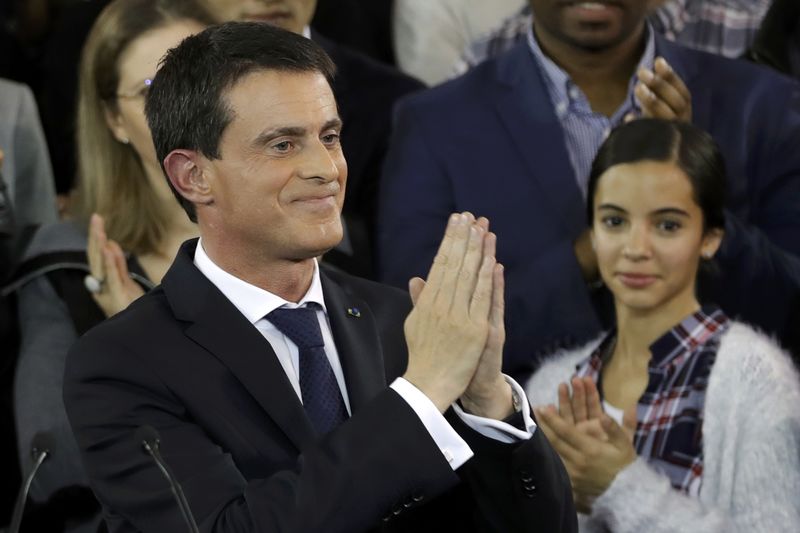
[
  {"left": 452, "top": 375, "right": 537, "bottom": 443},
  {"left": 390, "top": 378, "right": 474, "bottom": 470}
]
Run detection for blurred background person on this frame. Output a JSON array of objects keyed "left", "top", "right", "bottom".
[
  {"left": 528, "top": 119, "right": 800, "bottom": 531},
  {"left": 379, "top": 0, "right": 800, "bottom": 381},
  {"left": 458, "top": 1, "right": 772, "bottom": 80},
  {"left": 393, "top": 0, "right": 525, "bottom": 85},
  {"left": 0, "top": 75, "right": 57, "bottom": 527},
  {"left": 744, "top": 0, "right": 800, "bottom": 79},
  {"left": 312, "top": 0, "right": 395, "bottom": 66},
  {"left": 6, "top": 0, "right": 212, "bottom": 530}
]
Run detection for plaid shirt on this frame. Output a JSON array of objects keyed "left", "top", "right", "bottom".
[
  {"left": 573, "top": 306, "right": 730, "bottom": 496},
  {"left": 652, "top": 0, "right": 771, "bottom": 58},
  {"left": 456, "top": 0, "right": 769, "bottom": 75}
]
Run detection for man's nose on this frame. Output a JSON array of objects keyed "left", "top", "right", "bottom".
[{"left": 299, "top": 140, "right": 342, "bottom": 183}]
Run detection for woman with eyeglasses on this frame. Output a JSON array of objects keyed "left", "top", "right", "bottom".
[{"left": 8, "top": 1, "right": 212, "bottom": 530}]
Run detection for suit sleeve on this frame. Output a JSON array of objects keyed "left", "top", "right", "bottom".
[
  {"left": 63, "top": 332, "right": 460, "bottom": 533},
  {"left": 446, "top": 412, "right": 578, "bottom": 533}
]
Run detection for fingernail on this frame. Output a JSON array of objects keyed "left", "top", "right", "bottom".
[
  {"left": 638, "top": 68, "right": 654, "bottom": 83},
  {"left": 449, "top": 213, "right": 459, "bottom": 224}
]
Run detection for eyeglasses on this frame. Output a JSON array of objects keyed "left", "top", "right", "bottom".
[{"left": 116, "top": 78, "right": 153, "bottom": 100}]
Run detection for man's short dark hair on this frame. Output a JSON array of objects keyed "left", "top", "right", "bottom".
[{"left": 145, "top": 21, "right": 337, "bottom": 222}]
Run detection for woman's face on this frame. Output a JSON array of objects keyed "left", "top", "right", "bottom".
[
  {"left": 105, "top": 19, "right": 206, "bottom": 179},
  {"left": 591, "top": 160, "right": 722, "bottom": 317}
]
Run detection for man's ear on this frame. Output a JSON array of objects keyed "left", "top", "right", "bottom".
[{"left": 163, "top": 150, "right": 213, "bottom": 207}]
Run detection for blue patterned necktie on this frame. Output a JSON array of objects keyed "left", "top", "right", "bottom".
[{"left": 266, "top": 305, "right": 349, "bottom": 435}]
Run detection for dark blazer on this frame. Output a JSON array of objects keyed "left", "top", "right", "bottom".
[
  {"left": 63, "top": 239, "right": 576, "bottom": 533},
  {"left": 378, "top": 34, "right": 800, "bottom": 378},
  {"left": 314, "top": 34, "right": 425, "bottom": 279}
]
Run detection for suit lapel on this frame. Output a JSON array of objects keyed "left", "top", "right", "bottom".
[
  {"left": 492, "top": 42, "right": 587, "bottom": 236},
  {"left": 320, "top": 269, "right": 387, "bottom": 414},
  {"left": 163, "top": 241, "right": 316, "bottom": 451}
]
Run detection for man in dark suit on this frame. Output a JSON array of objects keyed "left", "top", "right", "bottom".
[
  {"left": 63, "top": 22, "right": 576, "bottom": 532},
  {"left": 205, "top": 0, "right": 424, "bottom": 278},
  {"left": 378, "top": 0, "right": 800, "bottom": 378}
]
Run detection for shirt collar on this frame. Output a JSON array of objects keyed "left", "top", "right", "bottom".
[
  {"left": 582, "top": 305, "right": 729, "bottom": 372},
  {"left": 526, "top": 22, "right": 656, "bottom": 120},
  {"left": 193, "top": 238, "right": 327, "bottom": 324},
  {"left": 648, "top": 305, "right": 729, "bottom": 367}
]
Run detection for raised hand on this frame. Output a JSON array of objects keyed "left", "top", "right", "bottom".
[
  {"left": 556, "top": 377, "right": 607, "bottom": 440},
  {"left": 403, "top": 212, "right": 498, "bottom": 413},
  {"left": 633, "top": 57, "right": 692, "bottom": 122},
  {"left": 86, "top": 213, "right": 145, "bottom": 317},
  {"left": 459, "top": 218, "right": 512, "bottom": 420}
]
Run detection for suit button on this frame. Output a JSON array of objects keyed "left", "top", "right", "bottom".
[
  {"left": 519, "top": 469, "right": 534, "bottom": 482},
  {"left": 522, "top": 480, "right": 537, "bottom": 498},
  {"left": 411, "top": 492, "right": 425, "bottom": 502},
  {"left": 392, "top": 503, "right": 404, "bottom": 516}
]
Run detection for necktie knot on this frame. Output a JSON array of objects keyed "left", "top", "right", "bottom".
[{"left": 267, "top": 306, "right": 325, "bottom": 350}]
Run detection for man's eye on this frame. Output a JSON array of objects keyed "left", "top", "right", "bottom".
[
  {"left": 273, "top": 141, "right": 293, "bottom": 152},
  {"left": 322, "top": 133, "right": 340, "bottom": 145}
]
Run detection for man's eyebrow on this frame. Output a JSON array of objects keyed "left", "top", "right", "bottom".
[
  {"left": 323, "top": 117, "right": 343, "bottom": 131},
  {"left": 252, "top": 118, "right": 343, "bottom": 147},
  {"left": 253, "top": 126, "right": 307, "bottom": 147}
]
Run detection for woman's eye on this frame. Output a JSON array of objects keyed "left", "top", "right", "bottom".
[
  {"left": 601, "top": 216, "right": 625, "bottom": 228},
  {"left": 657, "top": 219, "right": 682, "bottom": 232}
]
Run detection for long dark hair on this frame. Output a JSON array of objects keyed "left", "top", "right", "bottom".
[{"left": 586, "top": 119, "right": 726, "bottom": 232}]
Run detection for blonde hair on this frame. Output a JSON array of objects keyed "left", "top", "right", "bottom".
[{"left": 73, "top": 0, "right": 213, "bottom": 255}]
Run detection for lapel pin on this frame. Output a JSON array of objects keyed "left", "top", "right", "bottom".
[{"left": 346, "top": 307, "right": 361, "bottom": 318}]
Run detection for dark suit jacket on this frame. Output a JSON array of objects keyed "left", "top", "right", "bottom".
[
  {"left": 378, "top": 34, "right": 800, "bottom": 378},
  {"left": 63, "top": 239, "right": 576, "bottom": 533},
  {"left": 314, "top": 34, "right": 424, "bottom": 279}
]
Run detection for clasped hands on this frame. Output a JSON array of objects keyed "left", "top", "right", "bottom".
[
  {"left": 534, "top": 377, "right": 637, "bottom": 514},
  {"left": 403, "top": 212, "right": 512, "bottom": 421}
]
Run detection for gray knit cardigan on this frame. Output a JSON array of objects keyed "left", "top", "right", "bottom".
[{"left": 526, "top": 322, "right": 800, "bottom": 532}]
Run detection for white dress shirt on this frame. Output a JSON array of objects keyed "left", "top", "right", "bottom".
[{"left": 194, "top": 240, "right": 535, "bottom": 470}]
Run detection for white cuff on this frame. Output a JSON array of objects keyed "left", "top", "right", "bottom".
[
  {"left": 452, "top": 376, "right": 537, "bottom": 443},
  {"left": 390, "top": 378, "right": 473, "bottom": 470}
]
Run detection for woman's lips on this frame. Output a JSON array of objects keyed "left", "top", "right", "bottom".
[{"left": 616, "top": 272, "right": 658, "bottom": 288}]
